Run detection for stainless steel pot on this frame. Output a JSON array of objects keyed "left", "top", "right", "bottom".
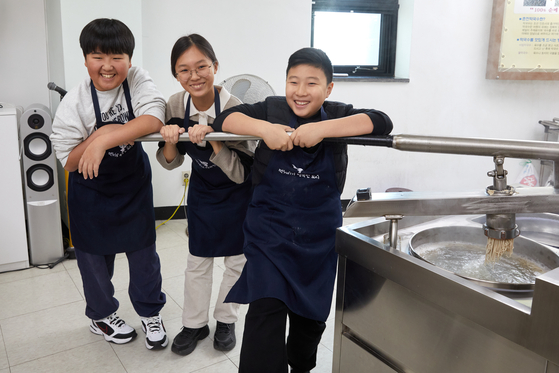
[{"left": 408, "top": 225, "right": 559, "bottom": 291}]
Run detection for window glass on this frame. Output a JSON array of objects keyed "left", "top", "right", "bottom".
[
  {"left": 311, "top": 0, "right": 399, "bottom": 78},
  {"left": 313, "top": 11, "right": 381, "bottom": 66}
]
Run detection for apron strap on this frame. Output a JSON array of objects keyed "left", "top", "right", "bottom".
[
  {"left": 288, "top": 106, "right": 328, "bottom": 128},
  {"left": 90, "top": 79, "right": 135, "bottom": 127},
  {"left": 122, "top": 79, "right": 136, "bottom": 121},
  {"left": 90, "top": 81, "right": 103, "bottom": 125},
  {"left": 214, "top": 87, "right": 221, "bottom": 117},
  {"left": 183, "top": 87, "right": 221, "bottom": 127}
]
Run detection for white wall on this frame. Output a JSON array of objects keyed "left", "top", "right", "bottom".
[
  {"left": 59, "top": 0, "right": 143, "bottom": 89},
  {"left": 3, "top": 0, "right": 557, "bottom": 209},
  {"left": 0, "top": 0, "right": 51, "bottom": 110},
  {"left": 332, "top": 0, "right": 558, "bottom": 197}
]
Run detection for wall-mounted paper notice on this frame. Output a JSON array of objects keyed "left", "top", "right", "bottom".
[{"left": 487, "top": 0, "right": 559, "bottom": 80}]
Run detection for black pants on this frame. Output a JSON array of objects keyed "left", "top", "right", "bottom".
[{"left": 239, "top": 298, "right": 326, "bottom": 373}]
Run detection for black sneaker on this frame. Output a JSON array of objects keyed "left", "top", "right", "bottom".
[
  {"left": 213, "top": 321, "right": 236, "bottom": 351},
  {"left": 171, "top": 325, "right": 209, "bottom": 356}
]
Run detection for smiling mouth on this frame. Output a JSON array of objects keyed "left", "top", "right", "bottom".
[
  {"left": 295, "top": 100, "right": 309, "bottom": 106},
  {"left": 101, "top": 74, "right": 115, "bottom": 79},
  {"left": 190, "top": 82, "right": 205, "bottom": 89}
]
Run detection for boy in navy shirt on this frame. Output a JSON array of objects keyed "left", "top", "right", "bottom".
[{"left": 212, "top": 47, "right": 392, "bottom": 373}]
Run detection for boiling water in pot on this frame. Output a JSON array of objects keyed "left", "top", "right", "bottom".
[{"left": 417, "top": 241, "right": 549, "bottom": 284}]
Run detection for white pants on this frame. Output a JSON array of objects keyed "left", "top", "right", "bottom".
[{"left": 182, "top": 252, "right": 246, "bottom": 328}]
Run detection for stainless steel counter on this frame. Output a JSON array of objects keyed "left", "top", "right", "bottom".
[{"left": 333, "top": 214, "right": 559, "bottom": 373}]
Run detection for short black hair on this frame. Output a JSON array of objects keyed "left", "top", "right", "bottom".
[
  {"left": 79, "top": 18, "right": 135, "bottom": 58},
  {"left": 286, "top": 47, "right": 333, "bottom": 84},
  {"left": 170, "top": 34, "right": 218, "bottom": 78}
]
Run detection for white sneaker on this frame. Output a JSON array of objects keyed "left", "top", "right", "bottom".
[
  {"left": 90, "top": 313, "right": 137, "bottom": 344},
  {"left": 141, "top": 313, "right": 168, "bottom": 350}
]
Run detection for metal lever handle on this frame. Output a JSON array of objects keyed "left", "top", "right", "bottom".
[
  {"left": 137, "top": 132, "right": 258, "bottom": 142},
  {"left": 136, "top": 132, "right": 394, "bottom": 147}
]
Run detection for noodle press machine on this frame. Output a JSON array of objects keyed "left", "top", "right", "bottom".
[{"left": 334, "top": 134, "right": 559, "bottom": 373}]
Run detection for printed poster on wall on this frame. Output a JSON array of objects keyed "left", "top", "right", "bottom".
[{"left": 499, "top": 0, "right": 559, "bottom": 72}]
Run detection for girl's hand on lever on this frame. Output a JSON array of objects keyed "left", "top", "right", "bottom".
[
  {"left": 188, "top": 124, "right": 214, "bottom": 144},
  {"left": 160, "top": 125, "right": 185, "bottom": 144}
]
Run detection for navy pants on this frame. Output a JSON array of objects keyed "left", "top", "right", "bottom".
[
  {"left": 75, "top": 243, "right": 166, "bottom": 320},
  {"left": 239, "top": 298, "right": 326, "bottom": 373}
]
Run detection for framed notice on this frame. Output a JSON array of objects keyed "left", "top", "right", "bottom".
[{"left": 487, "top": 0, "right": 559, "bottom": 80}]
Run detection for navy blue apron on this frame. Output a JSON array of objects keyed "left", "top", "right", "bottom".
[
  {"left": 68, "top": 79, "right": 156, "bottom": 255},
  {"left": 226, "top": 107, "right": 342, "bottom": 322},
  {"left": 182, "top": 88, "right": 252, "bottom": 257}
]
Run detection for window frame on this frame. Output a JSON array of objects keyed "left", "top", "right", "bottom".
[{"left": 311, "top": 0, "right": 399, "bottom": 78}]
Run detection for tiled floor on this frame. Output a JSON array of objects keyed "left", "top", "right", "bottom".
[{"left": 0, "top": 219, "right": 339, "bottom": 373}]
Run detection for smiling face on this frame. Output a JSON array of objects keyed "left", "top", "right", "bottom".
[
  {"left": 84, "top": 51, "right": 131, "bottom": 92},
  {"left": 285, "top": 64, "right": 333, "bottom": 118},
  {"left": 174, "top": 46, "right": 217, "bottom": 110}
]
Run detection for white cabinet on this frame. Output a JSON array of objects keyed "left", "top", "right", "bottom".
[{"left": 0, "top": 103, "right": 30, "bottom": 271}]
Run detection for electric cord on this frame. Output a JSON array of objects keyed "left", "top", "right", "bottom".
[
  {"left": 156, "top": 174, "right": 189, "bottom": 230},
  {"left": 33, "top": 251, "right": 70, "bottom": 269},
  {"left": 1, "top": 250, "right": 71, "bottom": 273}
]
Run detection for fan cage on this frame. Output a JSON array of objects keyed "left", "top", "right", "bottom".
[{"left": 219, "top": 74, "right": 276, "bottom": 104}]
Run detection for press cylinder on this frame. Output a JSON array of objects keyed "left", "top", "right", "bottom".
[{"left": 484, "top": 213, "right": 520, "bottom": 240}]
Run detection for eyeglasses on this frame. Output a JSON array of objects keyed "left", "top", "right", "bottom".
[{"left": 175, "top": 62, "right": 215, "bottom": 81}]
